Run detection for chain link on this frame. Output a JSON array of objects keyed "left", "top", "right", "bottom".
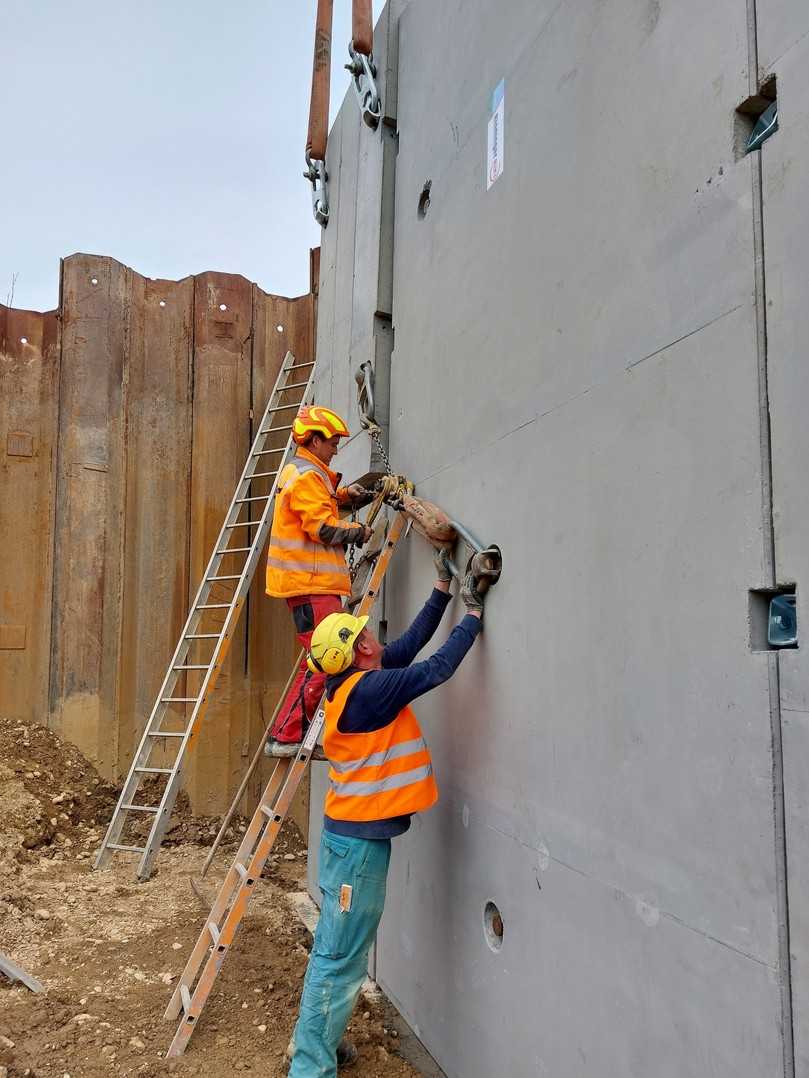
[{"left": 369, "top": 423, "right": 394, "bottom": 477}]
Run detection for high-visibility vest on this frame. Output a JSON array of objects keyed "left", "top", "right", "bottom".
[
  {"left": 265, "top": 450, "right": 352, "bottom": 599},
  {"left": 323, "top": 671, "right": 439, "bottom": 822}
]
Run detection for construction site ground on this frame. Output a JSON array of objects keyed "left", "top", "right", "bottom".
[{"left": 0, "top": 717, "right": 418, "bottom": 1078}]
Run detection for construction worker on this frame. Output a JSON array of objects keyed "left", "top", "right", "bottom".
[
  {"left": 287, "top": 548, "right": 491, "bottom": 1076},
  {"left": 265, "top": 405, "right": 375, "bottom": 757}
]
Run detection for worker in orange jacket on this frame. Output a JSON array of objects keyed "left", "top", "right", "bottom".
[{"left": 265, "top": 405, "right": 374, "bottom": 756}]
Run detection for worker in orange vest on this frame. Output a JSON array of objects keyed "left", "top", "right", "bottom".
[
  {"left": 287, "top": 551, "right": 491, "bottom": 1075},
  {"left": 265, "top": 405, "right": 375, "bottom": 756}
]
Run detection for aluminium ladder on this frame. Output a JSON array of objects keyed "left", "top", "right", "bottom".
[
  {"left": 164, "top": 512, "right": 409, "bottom": 1057},
  {"left": 95, "top": 351, "right": 316, "bottom": 882}
]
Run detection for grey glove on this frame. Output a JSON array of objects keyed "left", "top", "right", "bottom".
[
  {"left": 345, "top": 483, "right": 376, "bottom": 509},
  {"left": 460, "top": 568, "right": 485, "bottom": 614},
  {"left": 432, "top": 545, "right": 454, "bottom": 584}
]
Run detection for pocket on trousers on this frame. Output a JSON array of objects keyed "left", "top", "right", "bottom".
[{"left": 315, "top": 834, "right": 355, "bottom": 960}]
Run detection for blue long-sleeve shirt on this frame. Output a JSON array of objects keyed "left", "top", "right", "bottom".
[{"left": 323, "top": 589, "right": 482, "bottom": 840}]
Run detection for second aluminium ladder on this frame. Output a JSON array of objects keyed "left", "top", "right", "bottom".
[
  {"left": 164, "top": 512, "right": 409, "bottom": 1057},
  {"left": 95, "top": 351, "right": 315, "bottom": 882}
]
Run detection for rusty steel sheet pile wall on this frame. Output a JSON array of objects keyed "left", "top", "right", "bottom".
[
  {"left": 0, "top": 252, "right": 317, "bottom": 819},
  {"left": 310, "top": 1, "right": 809, "bottom": 1076}
]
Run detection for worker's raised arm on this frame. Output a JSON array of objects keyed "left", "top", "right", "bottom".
[
  {"left": 289, "top": 472, "right": 371, "bottom": 546},
  {"left": 381, "top": 547, "right": 456, "bottom": 668},
  {"left": 336, "top": 611, "right": 482, "bottom": 734}
]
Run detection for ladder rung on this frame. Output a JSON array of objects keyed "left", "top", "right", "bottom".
[
  {"left": 234, "top": 862, "right": 248, "bottom": 880},
  {"left": 174, "top": 664, "right": 209, "bottom": 670},
  {"left": 147, "top": 730, "right": 186, "bottom": 738},
  {"left": 259, "top": 804, "right": 274, "bottom": 818},
  {"left": 186, "top": 633, "right": 219, "bottom": 639},
  {"left": 208, "top": 922, "right": 221, "bottom": 947},
  {"left": 225, "top": 521, "right": 255, "bottom": 528},
  {"left": 216, "top": 546, "right": 251, "bottom": 554},
  {"left": 135, "top": 766, "right": 173, "bottom": 774},
  {"left": 265, "top": 404, "right": 298, "bottom": 413},
  {"left": 180, "top": 985, "right": 192, "bottom": 1014},
  {"left": 107, "top": 843, "right": 147, "bottom": 854},
  {"left": 121, "top": 804, "right": 160, "bottom": 813},
  {"left": 207, "top": 575, "right": 241, "bottom": 581},
  {"left": 252, "top": 449, "right": 286, "bottom": 457},
  {"left": 276, "top": 380, "right": 309, "bottom": 391},
  {"left": 197, "top": 603, "right": 231, "bottom": 609},
  {"left": 247, "top": 472, "right": 277, "bottom": 480},
  {"left": 287, "top": 361, "right": 315, "bottom": 370},
  {"left": 161, "top": 697, "right": 199, "bottom": 703},
  {"left": 235, "top": 496, "right": 268, "bottom": 503}
]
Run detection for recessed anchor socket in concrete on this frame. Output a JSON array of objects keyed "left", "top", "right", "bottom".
[{"left": 749, "top": 586, "right": 798, "bottom": 650}]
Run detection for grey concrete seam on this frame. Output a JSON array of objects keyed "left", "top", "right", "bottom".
[{"left": 747, "top": 0, "right": 795, "bottom": 1071}]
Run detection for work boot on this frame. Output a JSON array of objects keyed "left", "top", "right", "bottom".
[
  {"left": 265, "top": 739, "right": 327, "bottom": 761},
  {"left": 336, "top": 1038, "right": 358, "bottom": 1068},
  {"left": 284, "top": 1036, "right": 357, "bottom": 1070}
]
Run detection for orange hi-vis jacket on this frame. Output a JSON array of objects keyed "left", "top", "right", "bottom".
[
  {"left": 323, "top": 671, "right": 439, "bottom": 822},
  {"left": 265, "top": 446, "right": 355, "bottom": 599}
]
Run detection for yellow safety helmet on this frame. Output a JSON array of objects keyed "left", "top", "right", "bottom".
[
  {"left": 292, "top": 405, "right": 350, "bottom": 445},
  {"left": 307, "top": 612, "right": 369, "bottom": 675}
]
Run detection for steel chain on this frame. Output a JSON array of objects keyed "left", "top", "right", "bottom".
[{"left": 369, "top": 424, "right": 393, "bottom": 477}]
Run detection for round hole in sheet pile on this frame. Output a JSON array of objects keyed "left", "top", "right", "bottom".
[
  {"left": 483, "top": 901, "right": 503, "bottom": 952},
  {"left": 20, "top": 337, "right": 28, "bottom": 345},
  {"left": 90, "top": 277, "right": 98, "bottom": 285},
  {"left": 276, "top": 324, "right": 284, "bottom": 332},
  {"left": 219, "top": 303, "right": 228, "bottom": 311},
  {"left": 159, "top": 299, "right": 166, "bottom": 307}
]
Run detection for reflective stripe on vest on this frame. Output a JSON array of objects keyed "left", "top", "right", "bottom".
[
  {"left": 329, "top": 762, "right": 434, "bottom": 798},
  {"left": 329, "top": 736, "right": 428, "bottom": 774},
  {"left": 323, "top": 671, "right": 439, "bottom": 822}
]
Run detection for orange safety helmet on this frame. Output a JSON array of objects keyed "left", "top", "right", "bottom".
[{"left": 292, "top": 405, "right": 350, "bottom": 445}]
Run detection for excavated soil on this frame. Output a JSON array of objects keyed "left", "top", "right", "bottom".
[{"left": 0, "top": 718, "right": 418, "bottom": 1078}]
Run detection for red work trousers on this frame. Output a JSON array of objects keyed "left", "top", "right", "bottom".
[{"left": 270, "top": 594, "right": 343, "bottom": 744}]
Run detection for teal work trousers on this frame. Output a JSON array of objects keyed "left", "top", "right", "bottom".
[{"left": 289, "top": 830, "right": 392, "bottom": 1077}]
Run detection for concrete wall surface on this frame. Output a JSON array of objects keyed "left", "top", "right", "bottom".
[{"left": 311, "top": 0, "right": 807, "bottom": 1075}]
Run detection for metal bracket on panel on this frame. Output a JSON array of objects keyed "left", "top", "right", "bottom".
[
  {"left": 346, "top": 44, "right": 381, "bottom": 129},
  {"left": 304, "top": 153, "right": 329, "bottom": 228}
]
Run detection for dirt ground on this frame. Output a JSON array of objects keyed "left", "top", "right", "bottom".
[{"left": 0, "top": 718, "right": 419, "bottom": 1078}]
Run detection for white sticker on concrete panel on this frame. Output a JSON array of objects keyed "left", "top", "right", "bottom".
[{"left": 487, "top": 79, "right": 505, "bottom": 189}]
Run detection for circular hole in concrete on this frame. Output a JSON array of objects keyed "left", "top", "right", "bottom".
[
  {"left": 417, "top": 180, "right": 432, "bottom": 219},
  {"left": 483, "top": 901, "right": 503, "bottom": 952},
  {"left": 219, "top": 303, "right": 228, "bottom": 311},
  {"left": 159, "top": 299, "right": 166, "bottom": 308},
  {"left": 20, "top": 336, "right": 28, "bottom": 345},
  {"left": 90, "top": 277, "right": 99, "bottom": 286}
]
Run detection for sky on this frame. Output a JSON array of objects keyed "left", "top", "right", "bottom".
[{"left": 1, "top": 1, "right": 381, "bottom": 312}]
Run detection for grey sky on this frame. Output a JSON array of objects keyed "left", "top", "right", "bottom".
[{"left": 2, "top": 1, "right": 380, "bottom": 312}]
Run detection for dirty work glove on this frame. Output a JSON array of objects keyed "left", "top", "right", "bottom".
[
  {"left": 460, "top": 568, "right": 486, "bottom": 614},
  {"left": 432, "top": 545, "right": 454, "bottom": 584},
  {"left": 345, "top": 483, "right": 376, "bottom": 509},
  {"left": 352, "top": 523, "right": 375, "bottom": 546}
]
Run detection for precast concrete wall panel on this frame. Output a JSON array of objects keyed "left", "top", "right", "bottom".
[
  {"left": 308, "top": 6, "right": 405, "bottom": 897},
  {"left": 367, "top": 0, "right": 788, "bottom": 1074},
  {"left": 759, "top": 5, "right": 809, "bottom": 1070}
]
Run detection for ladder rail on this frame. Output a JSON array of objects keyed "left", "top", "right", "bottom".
[
  {"left": 164, "top": 514, "right": 408, "bottom": 1055},
  {"left": 95, "top": 351, "right": 316, "bottom": 876},
  {"left": 135, "top": 356, "right": 318, "bottom": 879}
]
